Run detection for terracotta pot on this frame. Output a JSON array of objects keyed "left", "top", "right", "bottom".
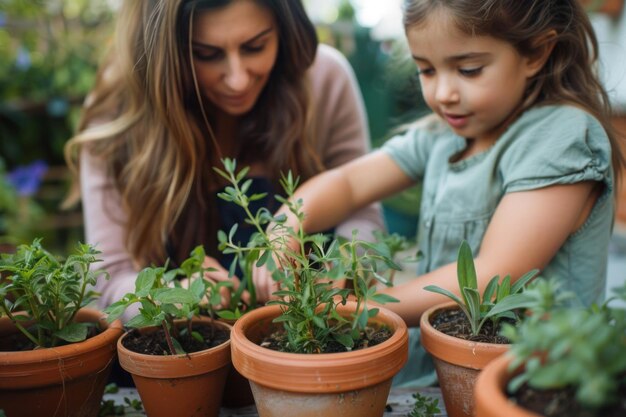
[
  {"left": 230, "top": 302, "right": 409, "bottom": 417},
  {"left": 117, "top": 317, "right": 232, "bottom": 417},
  {"left": 474, "top": 353, "right": 541, "bottom": 417},
  {"left": 420, "top": 303, "right": 509, "bottom": 417},
  {"left": 0, "top": 308, "right": 124, "bottom": 417}
]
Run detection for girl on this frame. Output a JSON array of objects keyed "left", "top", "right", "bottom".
[
  {"left": 262, "top": 0, "right": 625, "bottom": 326},
  {"left": 63, "top": 0, "right": 384, "bottom": 312}
]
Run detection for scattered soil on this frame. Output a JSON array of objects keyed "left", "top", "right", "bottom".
[
  {"left": 260, "top": 323, "right": 393, "bottom": 353},
  {"left": 430, "top": 308, "right": 512, "bottom": 344},
  {"left": 122, "top": 322, "right": 229, "bottom": 355},
  {"left": 510, "top": 382, "right": 626, "bottom": 417}
]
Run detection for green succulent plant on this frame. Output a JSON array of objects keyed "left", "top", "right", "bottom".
[{"left": 424, "top": 240, "right": 539, "bottom": 336}]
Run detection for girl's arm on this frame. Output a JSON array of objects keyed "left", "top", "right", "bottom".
[
  {"left": 252, "top": 152, "right": 413, "bottom": 302},
  {"left": 378, "top": 181, "right": 598, "bottom": 327},
  {"left": 281, "top": 151, "right": 413, "bottom": 234}
]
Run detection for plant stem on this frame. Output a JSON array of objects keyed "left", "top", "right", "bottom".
[
  {"left": 161, "top": 320, "right": 177, "bottom": 355},
  {"left": 0, "top": 304, "right": 41, "bottom": 347}
]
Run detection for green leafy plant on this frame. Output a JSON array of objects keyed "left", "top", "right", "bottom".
[
  {"left": 409, "top": 392, "right": 441, "bottom": 417},
  {"left": 0, "top": 238, "right": 107, "bottom": 348},
  {"left": 104, "top": 245, "right": 231, "bottom": 355},
  {"left": 424, "top": 240, "right": 539, "bottom": 336},
  {"left": 214, "top": 158, "right": 405, "bottom": 354},
  {"left": 502, "top": 281, "right": 626, "bottom": 410}
]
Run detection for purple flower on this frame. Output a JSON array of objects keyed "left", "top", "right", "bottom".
[
  {"left": 15, "top": 46, "right": 31, "bottom": 71},
  {"left": 6, "top": 160, "right": 48, "bottom": 197}
]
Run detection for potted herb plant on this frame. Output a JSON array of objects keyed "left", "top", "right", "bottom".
[
  {"left": 0, "top": 238, "right": 123, "bottom": 417},
  {"left": 419, "top": 240, "right": 539, "bottom": 417},
  {"left": 104, "top": 245, "right": 233, "bottom": 417},
  {"left": 214, "top": 159, "right": 409, "bottom": 417},
  {"left": 475, "top": 281, "right": 626, "bottom": 417}
]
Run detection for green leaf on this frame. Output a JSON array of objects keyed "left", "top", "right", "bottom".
[
  {"left": 154, "top": 288, "right": 199, "bottom": 305},
  {"left": 126, "top": 314, "right": 158, "bottom": 328},
  {"left": 423, "top": 285, "right": 464, "bottom": 307},
  {"left": 171, "top": 338, "right": 186, "bottom": 355},
  {"left": 457, "top": 241, "right": 477, "bottom": 291},
  {"left": 369, "top": 293, "right": 399, "bottom": 304},
  {"left": 54, "top": 322, "right": 88, "bottom": 342},
  {"left": 333, "top": 333, "right": 354, "bottom": 348},
  {"left": 510, "top": 269, "right": 539, "bottom": 294},
  {"left": 135, "top": 268, "right": 157, "bottom": 297}
]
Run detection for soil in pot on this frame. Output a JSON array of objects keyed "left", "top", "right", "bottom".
[
  {"left": 430, "top": 308, "right": 513, "bottom": 343},
  {"left": 510, "top": 381, "right": 626, "bottom": 417},
  {"left": 259, "top": 322, "right": 393, "bottom": 353},
  {"left": 122, "top": 322, "right": 229, "bottom": 355}
]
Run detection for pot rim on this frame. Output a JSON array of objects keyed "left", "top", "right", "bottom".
[
  {"left": 0, "top": 307, "right": 123, "bottom": 388},
  {"left": 230, "top": 302, "right": 409, "bottom": 393},
  {"left": 420, "top": 302, "right": 509, "bottom": 369},
  {"left": 116, "top": 317, "right": 232, "bottom": 378},
  {"left": 0, "top": 307, "right": 123, "bottom": 364},
  {"left": 475, "top": 353, "right": 542, "bottom": 417}
]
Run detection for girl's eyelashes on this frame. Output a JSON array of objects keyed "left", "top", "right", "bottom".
[
  {"left": 459, "top": 67, "right": 483, "bottom": 76},
  {"left": 416, "top": 67, "right": 434, "bottom": 76}
]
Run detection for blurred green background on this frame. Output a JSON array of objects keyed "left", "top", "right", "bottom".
[{"left": 0, "top": 0, "right": 428, "bottom": 256}]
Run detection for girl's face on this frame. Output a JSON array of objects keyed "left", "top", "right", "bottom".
[
  {"left": 191, "top": 0, "right": 279, "bottom": 116},
  {"left": 406, "top": 10, "right": 537, "bottom": 147}
]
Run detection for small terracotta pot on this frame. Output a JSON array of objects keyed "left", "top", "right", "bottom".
[
  {"left": 420, "top": 303, "right": 509, "bottom": 417},
  {"left": 230, "top": 302, "right": 409, "bottom": 417},
  {"left": 474, "top": 353, "right": 541, "bottom": 417},
  {"left": 0, "top": 308, "right": 123, "bottom": 417},
  {"left": 117, "top": 317, "right": 232, "bottom": 417}
]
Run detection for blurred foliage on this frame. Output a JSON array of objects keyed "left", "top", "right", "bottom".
[
  {"left": 0, "top": 0, "right": 114, "bottom": 253},
  {"left": 0, "top": 157, "right": 44, "bottom": 249},
  {"left": 0, "top": 0, "right": 115, "bottom": 169}
]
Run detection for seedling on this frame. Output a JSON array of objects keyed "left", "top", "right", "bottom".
[{"left": 424, "top": 240, "right": 539, "bottom": 336}]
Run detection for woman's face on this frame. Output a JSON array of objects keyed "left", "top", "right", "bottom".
[{"left": 191, "top": 0, "right": 279, "bottom": 116}]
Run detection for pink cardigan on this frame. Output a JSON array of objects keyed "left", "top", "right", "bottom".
[{"left": 80, "top": 44, "right": 384, "bottom": 317}]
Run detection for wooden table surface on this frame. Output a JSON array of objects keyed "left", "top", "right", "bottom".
[{"left": 102, "top": 386, "right": 447, "bottom": 417}]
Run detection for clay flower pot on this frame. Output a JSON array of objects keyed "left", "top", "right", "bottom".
[
  {"left": 420, "top": 302, "right": 509, "bottom": 417},
  {"left": 474, "top": 353, "right": 539, "bottom": 417},
  {"left": 0, "top": 308, "right": 124, "bottom": 417},
  {"left": 230, "top": 302, "right": 409, "bottom": 417},
  {"left": 117, "top": 317, "right": 232, "bottom": 417}
]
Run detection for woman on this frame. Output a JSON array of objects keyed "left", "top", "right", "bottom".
[{"left": 64, "top": 0, "right": 383, "bottom": 312}]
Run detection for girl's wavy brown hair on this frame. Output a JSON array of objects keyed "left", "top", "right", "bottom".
[
  {"left": 65, "top": 0, "right": 321, "bottom": 267},
  {"left": 403, "top": 0, "right": 625, "bottom": 186}
]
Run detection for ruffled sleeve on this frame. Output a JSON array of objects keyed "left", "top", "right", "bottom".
[{"left": 500, "top": 106, "right": 613, "bottom": 196}]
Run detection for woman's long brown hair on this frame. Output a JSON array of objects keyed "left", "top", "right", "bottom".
[{"left": 65, "top": 0, "right": 321, "bottom": 267}]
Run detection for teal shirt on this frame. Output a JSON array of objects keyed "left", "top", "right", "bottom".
[{"left": 382, "top": 105, "right": 614, "bottom": 306}]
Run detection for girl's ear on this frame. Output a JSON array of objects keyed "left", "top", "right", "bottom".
[{"left": 524, "top": 30, "right": 558, "bottom": 77}]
